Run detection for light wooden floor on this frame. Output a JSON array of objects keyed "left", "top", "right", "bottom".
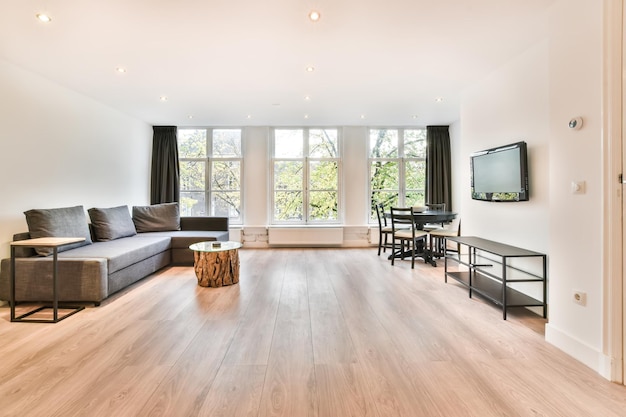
[{"left": 1, "top": 248, "right": 626, "bottom": 417}]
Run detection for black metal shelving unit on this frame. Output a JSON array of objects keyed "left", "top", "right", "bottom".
[{"left": 444, "top": 236, "right": 547, "bottom": 320}]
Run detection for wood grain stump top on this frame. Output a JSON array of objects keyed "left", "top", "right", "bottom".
[{"left": 189, "top": 241, "right": 242, "bottom": 287}]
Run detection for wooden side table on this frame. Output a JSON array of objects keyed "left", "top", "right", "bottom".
[
  {"left": 10, "top": 237, "right": 86, "bottom": 323},
  {"left": 189, "top": 241, "right": 241, "bottom": 287}
]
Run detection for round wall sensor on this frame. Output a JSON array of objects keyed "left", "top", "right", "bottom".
[{"left": 569, "top": 117, "right": 583, "bottom": 130}]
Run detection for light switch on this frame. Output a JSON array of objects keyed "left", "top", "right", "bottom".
[{"left": 571, "top": 180, "right": 586, "bottom": 194}]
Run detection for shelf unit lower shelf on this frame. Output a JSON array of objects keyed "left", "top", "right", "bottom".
[
  {"left": 446, "top": 271, "right": 544, "bottom": 308},
  {"left": 444, "top": 236, "right": 547, "bottom": 320}
]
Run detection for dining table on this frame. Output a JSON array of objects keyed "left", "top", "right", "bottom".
[{"left": 385, "top": 209, "right": 457, "bottom": 266}]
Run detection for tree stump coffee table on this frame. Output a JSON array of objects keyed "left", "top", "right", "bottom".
[{"left": 189, "top": 241, "right": 242, "bottom": 287}]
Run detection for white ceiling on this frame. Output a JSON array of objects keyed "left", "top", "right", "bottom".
[{"left": 1, "top": 0, "right": 556, "bottom": 127}]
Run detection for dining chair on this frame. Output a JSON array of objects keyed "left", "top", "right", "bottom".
[
  {"left": 423, "top": 202, "right": 447, "bottom": 232},
  {"left": 390, "top": 207, "right": 429, "bottom": 269},
  {"left": 429, "top": 216, "right": 461, "bottom": 258},
  {"left": 425, "top": 202, "right": 446, "bottom": 211},
  {"left": 375, "top": 202, "right": 394, "bottom": 256}
]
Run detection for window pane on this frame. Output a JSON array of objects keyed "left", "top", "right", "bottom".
[
  {"left": 404, "top": 129, "right": 426, "bottom": 158},
  {"left": 213, "top": 129, "right": 241, "bottom": 157},
  {"left": 212, "top": 161, "right": 241, "bottom": 191},
  {"left": 275, "top": 129, "right": 303, "bottom": 158},
  {"left": 370, "top": 191, "right": 398, "bottom": 220},
  {"left": 309, "top": 129, "right": 338, "bottom": 158},
  {"left": 178, "top": 129, "right": 207, "bottom": 158},
  {"left": 369, "top": 129, "right": 398, "bottom": 158},
  {"left": 180, "top": 161, "right": 205, "bottom": 191},
  {"left": 406, "top": 191, "right": 425, "bottom": 207},
  {"left": 212, "top": 192, "right": 241, "bottom": 218},
  {"left": 274, "top": 161, "right": 303, "bottom": 190},
  {"left": 309, "top": 191, "right": 338, "bottom": 221},
  {"left": 309, "top": 161, "right": 337, "bottom": 190},
  {"left": 405, "top": 160, "right": 426, "bottom": 190},
  {"left": 180, "top": 192, "right": 206, "bottom": 216},
  {"left": 274, "top": 191, "right": 303, "bottom": 221},
  {"left": 370, "top": 161, "right": 399, "bottom": 190}
]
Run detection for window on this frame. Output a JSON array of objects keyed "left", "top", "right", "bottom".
[
  {"left": 271, "top": 128, "right": 340, "bottom": 224},
  {"left": 178, "top": 128, "right": 242, "bottom": 223},
  {"left": 369, "top": 128, "right": 426, "bottom": 220}
]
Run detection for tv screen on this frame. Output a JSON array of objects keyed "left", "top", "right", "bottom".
[{"left": 471, "top": 141, "right": 528, "bottom": 202}]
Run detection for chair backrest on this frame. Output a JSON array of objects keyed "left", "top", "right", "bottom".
[
  {"left": 390, "top": 207, "right": 414, "bottom": 232},
  {"left": 375, "top": 203, "right": 387, "bottom": 228},
  {"left": 426, "top": 202, "right": 446, "bottom": 212}
]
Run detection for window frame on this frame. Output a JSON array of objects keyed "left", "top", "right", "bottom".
[
  {"left": 270, "top": 127, "right": 342, "bottom": 225},
  {"left": 177, "top": 127, "right": 243, "bottom": 224}
]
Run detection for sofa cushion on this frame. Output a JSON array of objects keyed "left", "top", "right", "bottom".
[
  {"left": 132, "top": 203, "right": 180, "bottom": 232},
  {"left": 24, "top": 205, "right": 92, "bottom": 256},
  {"left": 58, "top": 236, "right": 171, "bottom": 274},
  {"left": 138, "top": 230, "right": 229, "bottom": 249},
  {"left": 88, "top": 205, "right": 137, "bottom": 241}
]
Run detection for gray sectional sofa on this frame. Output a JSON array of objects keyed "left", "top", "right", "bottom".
[{"left": 0, "top": 204, "right": 229, "bottom": 306}]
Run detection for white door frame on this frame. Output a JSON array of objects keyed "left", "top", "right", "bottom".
[{"left": 603, "top": 0, "right": 624, "bottom": 384}]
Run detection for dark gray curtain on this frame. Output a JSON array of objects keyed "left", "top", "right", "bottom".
[
  {"left": 426, "top": 125, "right": 452, "bottom": 209},
  {"left": 151, "top": 126, "right": 180, "bottom": 204}
]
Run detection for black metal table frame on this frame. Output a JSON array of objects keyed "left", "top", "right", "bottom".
[{"left": 10, "top": 241, "right": 85, "bottom": 323}]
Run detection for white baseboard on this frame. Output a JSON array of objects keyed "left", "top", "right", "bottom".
[{"left": 545, "top": 323, "right": 611, "bottom": 380}]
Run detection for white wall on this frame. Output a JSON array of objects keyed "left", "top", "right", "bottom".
[
  {"left": 458, "top": 0, "right": 608, "bottom": 376},
  {"left": 545, "top": 0, "right": 606, "bottom": 375},
  {"left": 342, "top": 126, "right": 369, "bottom": 226},
  {"left": 459, "top": 41, "right": 550, "bottom": 254},
  {"left": 0, "top": 59, "right": 152, "bottom": 258}
]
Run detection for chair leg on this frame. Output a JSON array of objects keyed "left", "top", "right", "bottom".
[{"left": 377, "top": 231, "right": 382, "bottom": 256}]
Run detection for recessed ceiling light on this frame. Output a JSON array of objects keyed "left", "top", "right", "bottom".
[
  {"left": 306, "top": 66, "right": 315, "bottom": 72},
  {"left": 188, "top": 115, "right": 193, "bottom": 119},
  {"left": 36, "top": 13, "right": 52, "bottom": 23},
  {"left": 246, "top": 114, "right": 252, "bottom": 119},
  {"left": 304, "top": 95, "right": 311, "bottom": 101},
  {"left": 412, "top": 115, "right": 419, "bottom": 119},
  {"left": 116, "top": 67, "right": 126, "bottom": 73},
  {"left": 159, "top": 96, "right": 168, "bottom": 102},
  {"left": 308, "top": 10, "right": 321, "bottom": 22},
  {"left": 435, "top": 97, "right": 444, "bottom": 102},
  {"left": 304, "top": 114, "right": 309, "bottom": 119},
  {"left": 360, "top": 114, "right": 366, "bottom": 119}
]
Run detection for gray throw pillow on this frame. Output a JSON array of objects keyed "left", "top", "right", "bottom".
[
  {"left": 132, "top": 202, "right": 181, "bottom": 232},
  {"left": 24, "top": 205, "right": 93, "bottom": 256},
  {"left": 88, "top": 205, "right": 137, "bottom": 241}
]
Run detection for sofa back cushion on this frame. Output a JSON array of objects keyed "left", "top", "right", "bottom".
[
  {"left": 132, "top": 202, "right": 181, "bottom": 232},
  {"left": 24, "top": 205, "right": 93, "bottom": 256},
  {"left": 88, "top": 205, "right": 137, "bottom": 241}
]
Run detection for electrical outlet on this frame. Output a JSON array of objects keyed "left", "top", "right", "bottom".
[{"left": 573, "top": 290, "right": 587, "bottom": 306}]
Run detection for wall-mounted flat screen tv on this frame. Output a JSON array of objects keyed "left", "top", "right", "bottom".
[{"left": 471, "top": 141, "right": 529, "bottom": 202}]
